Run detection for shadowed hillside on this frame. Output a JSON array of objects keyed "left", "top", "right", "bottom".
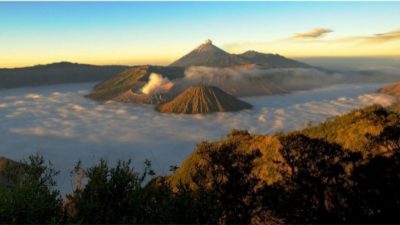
[
  {"left": 237, "top": 50, "right": 311, "bottom": 68},
  {"left": 0, "top": 62, "right": 127, "bottom": 89}
]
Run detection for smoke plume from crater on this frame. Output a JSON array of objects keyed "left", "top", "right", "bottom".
[{"left": 141, "top": 73, "right": 174, "bottom": 95}]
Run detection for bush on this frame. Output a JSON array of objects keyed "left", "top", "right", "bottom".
[
  {"left": 66, "top": 159, "right": 154, "bottom": 224},
  {"left": 0, "top": 154, "right": 63, "bottom": 224}
]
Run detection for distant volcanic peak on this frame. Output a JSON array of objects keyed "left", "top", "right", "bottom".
[
  {"left": 170, "top": 39, "right": 313, "bottom": 68},
  {"left": 157, "top": 85, "right": 252, "bottom": 114},
  {"left": 169, "top": 39, "right": 249, "bottom": 68},
  {"left": 193, "top": 39, "right": 227, "bottom": 54},
  {"left": 241, "top": 50, "right": 275, "bottom": 57},
  {"left": 239, "top": 51, "right": 310, "bottom": 68},
  {"left": 240, "top": 51, "right": 280, "bottom": 59},
  {"left": 241, "top": 50, "right": 259, "bottom": 55}
]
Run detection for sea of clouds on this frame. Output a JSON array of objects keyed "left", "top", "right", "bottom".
[{"left": 0, "top": 82, "right": 396, "bottom": 194}]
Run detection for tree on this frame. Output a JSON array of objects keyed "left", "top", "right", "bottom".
[
  {"left": 367, "top": 126, "right": 400, "bottom": 154},
  {"left": 191, "top": 141, "right": 262, "bottom": 224},
  {"left": 67, "top": 159, "right": 154, "bottom": 224},
  {"left": 0, "top": 154, "right": 63, "bottom": 224},
  {"left": 273, "top": 134, "right": 361, "bottom": 223},
  {"left": 344, "top": 125, "right": 400, "bottom": 223}
]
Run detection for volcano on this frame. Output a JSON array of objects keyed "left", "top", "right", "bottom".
[
  {"left": 87, "top": 40, "right": 319, "bottom": 107},
  {"left": 170, "top": 39, "right": 312, "bottom": 69},
  {"left": 169, "top": 40, "right": 248, "bottom": 68},
  {"left": 156, "top": 85, "right": 252, "bottom": 114}
]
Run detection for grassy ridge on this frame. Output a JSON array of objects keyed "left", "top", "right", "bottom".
[
  {"left": 379, "top": 82, "right": 400, "bottom": 97},
  {"left": 298, "top": 104, "right": 400, "bottom": 152},
  {"left": 170, "top": 104, "right": 400, "bottom": 187}
]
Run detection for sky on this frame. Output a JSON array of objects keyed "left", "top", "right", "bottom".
[{"left": 1, "top": 2, "right": 400, "bottom": 68}]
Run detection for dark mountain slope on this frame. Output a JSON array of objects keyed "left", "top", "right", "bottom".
[
  {"left": 0, "top": 62, "right": 128, "bottom": 89},
  {"left": 238, "top": 50, "right": 312, "bottom": 68}
]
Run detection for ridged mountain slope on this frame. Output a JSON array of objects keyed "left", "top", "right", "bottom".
[{"left": 156, "top": 86, "right": 252, "bottom": 114}]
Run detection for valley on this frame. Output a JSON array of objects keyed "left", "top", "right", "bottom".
[{"left": 0, "top": 81, "right": 395, "bottom": 193}]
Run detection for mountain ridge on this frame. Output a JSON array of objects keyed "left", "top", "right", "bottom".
[
  {"left": 0, "top": 62, "right": 128, "bottom": 89},
  {"left": 170, "top": 40, "right": 248, "bottom": 68},
  {"left": 170, "top": 40, "right": 312, "bottom": 68}
]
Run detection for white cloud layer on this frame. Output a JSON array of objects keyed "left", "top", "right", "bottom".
[{"left": 0, "top": 82, "right": 396, "bottom": 194}]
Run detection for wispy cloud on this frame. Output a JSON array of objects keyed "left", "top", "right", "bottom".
[
  {"left": 222, "top": 28, "right": 400, "bottom": 57},
  {"left": 361, "top": 29, "right": 400, "bottom": 43},
  {"left": 293, "top": 28, "right": 333, "bottom": 39}
]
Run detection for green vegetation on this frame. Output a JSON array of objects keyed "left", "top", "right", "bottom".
[
  {"left": 0, "top": 155, "right": 63, "bottom": 224},
  {"left": 299, "top": 104, "right": 400, "bottom": 152},
  {"left": 1, "top": 103, "right": 400, "bottom": 224},
  {"left": 171, "top": 105, "right": 400, "bottom": 188}
]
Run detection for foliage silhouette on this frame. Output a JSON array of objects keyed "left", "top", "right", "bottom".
[{"left": 0, "top": 154, "right": 63, "bottom": 224}]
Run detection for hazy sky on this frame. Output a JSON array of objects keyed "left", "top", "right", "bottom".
[{"left": 1, "top": 2, "right": 400, "bottom": 67}]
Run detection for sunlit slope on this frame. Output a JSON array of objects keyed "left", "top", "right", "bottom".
[
  {"left": 379, "top": 82, "right": 400, "bottom": 98},
  {"left": 298, "top": 105, "right": 400, "bottom": 152},
  {"left": 379, "top": 82, "right": 400, "bottom": 113},
  {"left": 169, "top": 131, "right": 285, "bottom": 188},
  {"left": 87, "top": 65, "right": 184, "bottom": 101},
  {"left": 169, "top": 104, "right": 400, "bottom": 187}
]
